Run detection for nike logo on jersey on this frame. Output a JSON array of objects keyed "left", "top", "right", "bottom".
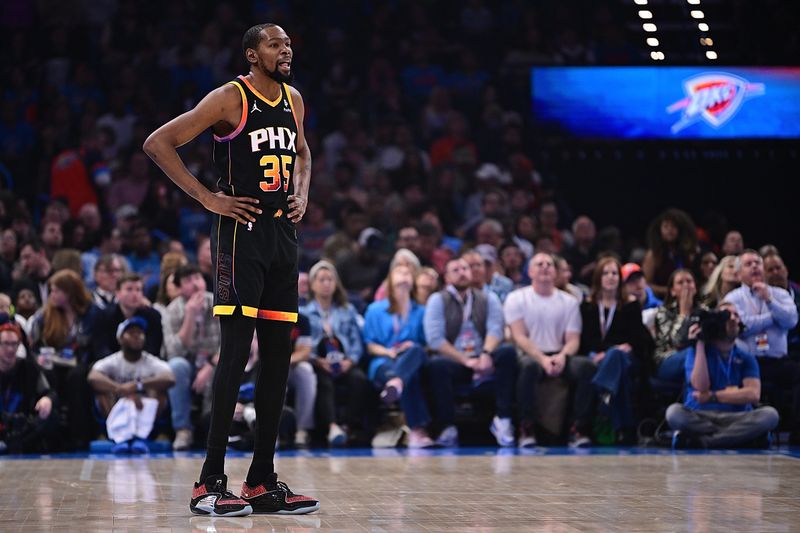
[
  {"left": 251, "top": 101, "right": 261, "bottom": 113},
  {"left": 248, "top": 127, "right": 297, "bottom": 152}
]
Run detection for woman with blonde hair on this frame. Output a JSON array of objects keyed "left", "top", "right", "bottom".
[
  {"left": 701, "top": 255, "right": 739, "bottom": 308},
  {"left": 373, "top": 248, "right": 421, "bottom": 301},
  {"left": 152, "top": 251, "right": 188, "bottom": 314},
  {"left": 363, "top": 263, "right": 433, "bottom": 448},
  {"left": 300, "top": 260, "right": 371, "bottom": 446}
]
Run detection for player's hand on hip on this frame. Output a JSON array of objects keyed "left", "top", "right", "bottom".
[
  {"left": 287, "top": 194, "right": 307, "bottom": 223},
  {"left": 205, "top": 191, "right": 261, "bottom": 224}
]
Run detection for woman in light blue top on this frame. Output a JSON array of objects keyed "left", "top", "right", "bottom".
[
  {"left": 300, "top": 261, "right": 370, "bottom": 446},
  {"left": 363, "top": 263, "right": 433, "bottom": 448}
]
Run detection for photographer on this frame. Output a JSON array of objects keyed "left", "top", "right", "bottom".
[{"left": 666, "top": 303, "right": 779, "bottom": 448}]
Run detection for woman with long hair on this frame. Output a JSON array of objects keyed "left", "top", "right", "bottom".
[
  {"left": 653, "top": 269, "right": 706, "bottom": 383},
  {"left": 642, "top": 208, "right": 698, "bottom": 299},
  {"left": 579, "top": 257, "right": 651, "bottom": 443},
  {"left": 29, "top": 269, "right": 102, "bottom": 450},
  {"left": 362, "top": 263, "right": 433, "bottom": 448},
  {"left": 701, "top": 255, "right": 740, "bottom": 309},
  {"left": 373, "top": 248, "right": 421, "bottom": 302},
  {"left": 300, "top": 260, "right": 371, "bottom": 447}
]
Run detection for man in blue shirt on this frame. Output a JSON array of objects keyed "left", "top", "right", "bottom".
[
  {"left": 724, "top": 249, "right": 799, "bottom": 443},
  {"left": 666, "top": 302, "right": 779, "bottom": 448},
  {"left": 424, "top": 257, "right": 517, "bottom": 447}
]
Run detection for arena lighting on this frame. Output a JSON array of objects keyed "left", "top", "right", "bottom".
[
  {"left": 691, "top": 10, "right": 705, "bottom": 19},
  {"left": 650, "top": 51, "right": 665, "bottom": 60},
  {"left": 643, "top": 23, "right": 657, "bottom": 32},
  {"left": 698, "top": 22, "right": 709, "bottom": 31},
  {"left": 700, "top": 37, "right": 714, "bottom": 46},
  {"left": 633, "top": 0, "right": 648, "bottom": 5},
  {"left": 686, "top": 0, "right": 701, "bottom": 4},
  {"left": 638, "top": 10, "right": 653, "bottom": 19},
  {"left": 646, "top": 37, "right": 659, "bottom": 46},
  {"left": 706, "top": 50, "right": 718, "bottom": 59}
]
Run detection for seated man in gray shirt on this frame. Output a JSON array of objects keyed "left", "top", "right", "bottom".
[
  {"left": 424, "top": 257, "right": 517, "bottom": 447},
  {"left": 724, "top": 249, "right": 799, "bottom": 443}
]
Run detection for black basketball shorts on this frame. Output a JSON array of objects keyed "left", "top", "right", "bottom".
[{"left": 211, "top": 208, "right": 298, "bottom": 322}]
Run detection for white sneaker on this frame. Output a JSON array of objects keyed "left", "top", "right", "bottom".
[
  {"left": 328, "top": 424, "right": 347, "bottom": 447},
  {"left": 435, "top": 425, "right": 459, "bottom": 447},
  {"left": 295, "top": 429, "right": 309, "bottom": 448},
  {"left": 173, "top": 428, "right": 193, "bottom": 451},
  {"left": 490, "top": 416, "right": 515, "bottom": 447}
]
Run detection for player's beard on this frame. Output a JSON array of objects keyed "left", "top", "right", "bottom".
[{"left": 264, "top": 61, "right": 294, "bottom": 84}]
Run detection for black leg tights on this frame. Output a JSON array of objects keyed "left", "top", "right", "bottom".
[
  {"left": 199, "top": 315, "right": 255, "bottom": 483},
  {"left": 199, "top": 315, "right": 294, "bottom": 485},
  {"left": 246, "top": 319, "right": 293, "bottom": 486}
]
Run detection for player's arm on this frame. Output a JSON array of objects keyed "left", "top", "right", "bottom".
[
  {"left": 287, "top": 86, "right": 311, "bottom": 223},
  {"left": 143, "top": 85, "right": 262, "bottom": 225}
]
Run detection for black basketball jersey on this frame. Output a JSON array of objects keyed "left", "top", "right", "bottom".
[{"left": 212, "top": 75, "right": 299, "bottom": 211}]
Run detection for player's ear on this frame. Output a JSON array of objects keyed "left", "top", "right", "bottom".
[{"left": 246, "top": 48, "right": 258, "bottom": 63}]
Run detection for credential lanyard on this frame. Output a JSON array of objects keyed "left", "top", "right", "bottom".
[{"left": 599, "top": 303, "right": 616, "bottom": 339}]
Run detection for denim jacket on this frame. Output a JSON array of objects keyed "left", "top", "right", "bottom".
[{"left": 300, "top": 300, "right": 365, "bottom": 363}]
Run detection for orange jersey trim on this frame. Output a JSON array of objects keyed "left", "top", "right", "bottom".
[
  {"left": 213, "top": 81, "right": 248, "bottom": 142},
  {"left": 239, "top": 75, "right": 281, "bottom": 107}
]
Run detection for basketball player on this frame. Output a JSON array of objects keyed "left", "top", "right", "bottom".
[{"left": 144, "top": 23, "right": 319, "bottom": 516}]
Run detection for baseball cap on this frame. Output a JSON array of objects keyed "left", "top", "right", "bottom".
[
  {"left": 621, "top": 263, "right": 644, "bottom": 283},
  {"left": 116, "top": 316, "right": 148, "bottom": 340}
]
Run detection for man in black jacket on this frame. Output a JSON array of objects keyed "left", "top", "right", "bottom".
[{"left": 93, "top": 273, "right": 163, "bottom": 360}]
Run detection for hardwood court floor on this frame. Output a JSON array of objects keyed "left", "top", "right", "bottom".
[{"left": 1, "top": 448, "right": 799, "bottom": 532}]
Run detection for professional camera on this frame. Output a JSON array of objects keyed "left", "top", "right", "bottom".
[{"left": 689, "top": 309, "right": 731, "bottom": 343}]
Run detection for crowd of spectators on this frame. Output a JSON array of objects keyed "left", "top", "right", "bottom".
[{"left": 1, "top": 2, "right": 799, "bottom": 453}]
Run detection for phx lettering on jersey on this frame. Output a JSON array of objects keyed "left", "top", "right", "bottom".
[{"left": 248, "top": 127, "right": 297, "bottom": 153}]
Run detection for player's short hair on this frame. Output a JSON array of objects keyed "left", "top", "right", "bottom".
[{"left": 242, "top": 23, "right": 277, "bottom": 56}]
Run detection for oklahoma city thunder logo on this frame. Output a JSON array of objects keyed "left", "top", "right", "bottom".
[{"left": 666, "top": 72, "right": 765, "bottom": 133}]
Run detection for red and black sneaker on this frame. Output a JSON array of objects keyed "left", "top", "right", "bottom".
[
  {"left": 190, "top": 474, "right": 253, "bottom": 517},
  {"left": 241, "top": 473, "right": 320, "bottom": 515}
]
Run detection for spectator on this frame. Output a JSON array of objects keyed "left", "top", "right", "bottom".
[
  {"left": 653, "top": 269, "right": 705, "bottom": 384},
  {"left": 424, "top": 257, "right": 517, "bottom": 447},
  {"left": 151, "top": 251, "right": 188, "bottom": 314},
  {"left": 93, "top": 273, "right": 163, "bottom": 360},
  {"left": 724, "top": 250, "right": 799, "bottom": 443},
  {"left": 498, "top": 241, "right": 527, "bottom": 288},
  {"left": 337, "top": 227, "right": 386, "bottom": 304},
  {"left": 40, "top": 220, "right": 63, "bottom": 260},
  {"left": 87, "top": 317, "right": 175, "bottom": 452},
  {"left": 374, "top": 249, "right": 421, "bottom": 302},
  {"left": 504, "top": 252, "right": 596, "bottom": 447},
  {"left": 29, "top": 269, "right": 102, "bottom": 449},
  {"left": 555, "top": 255, "right": 585, "bottom": 302},
  {"left": 580, "top": 257, "right": 651, "bottom": 443},
  {"left": 298, "top": 201, "right": 335, "bottom": 272},
  {"left": 12, "top": 239, "right": 53, "bottom": 305},
  {"left": 414, "top": 267, "right": 440, "bottom": 305},
  {"left": 91, "top": 254, "right": 126, "bottom": 310},
  {"left": 643, "top": 208, "right": 698, "bottom": 299},
  {"left": 621, "top": 262, "right": 662, "bottom": 331},
  {"left": 301, "top": 261, "right": 371, "bottom": 447},
  {"left": 721, "top": 230, "right": 745, "bottom": 257},
  {"left": 701, "top": 255, "right": 739, "bottom": 309},
  {"left": 12, "top": 288, "right": 38, "bottom": 335},
  {"left": 562, "top": 216, "right": 599, "bottom": 286},
  {"left": 363, "top": 264, "right": 433, "bottom": 448},
  {"left": 162, "top": 264, "right": 220, "bottom": 450},
  {"left": 666, "top": 303, "right": 779, "bottom": 448},
  {"left": 81, "top": 226, "right": 124, "bottom": 288},
  {"left": 0, "top": 323, "right": 58, "bottom": 454},
  {"left": 51, "top": 248, "right": 83, "bottom": 276},
  {"left": 125, "top": 223, "right": 161, "bottom": 293},
  {"left": 463, "top": 248, "right": 514, "bottom": 303},
  {"left": 537, "top": 202, "right": 569, "bottom": 253},
  {"left": 698, "top": 251, "right": 719, "bottom": 288},
  {"left": 763, "top": 253, "right": 800, "bottom": 358},
  {"left": 195, "top": 236, "right": 213, "bottom": 290}
]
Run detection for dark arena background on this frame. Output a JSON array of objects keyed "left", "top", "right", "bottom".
[{"left": 1, "top": 1, "right": 799, "bottom": 531}]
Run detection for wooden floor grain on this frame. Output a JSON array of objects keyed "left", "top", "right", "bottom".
[{"left": 0, "top": 450, "right": 798, "bottom": 532}]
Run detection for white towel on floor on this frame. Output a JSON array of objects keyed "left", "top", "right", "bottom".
[{"left": 106, "top": 397, "right": 159, "bottom": 443}]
